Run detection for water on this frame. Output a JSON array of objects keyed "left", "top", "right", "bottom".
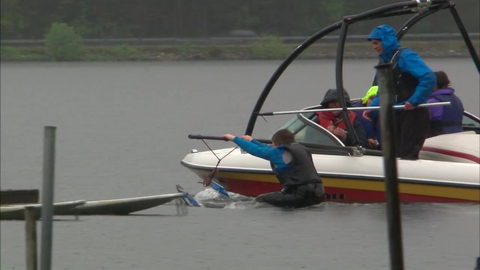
[{"left": 1, "top": 59, "right": 479, "bottom": 270}]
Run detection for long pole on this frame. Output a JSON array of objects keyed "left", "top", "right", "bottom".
[
  {"left": 40, "top": 126, "right": 56, "bottom": 270},
  {"left": 375, "top": 63, "right": 405, "bottom": 270},
  {"left": 25, "top": 206, "right": 38, "bottom": 270},
  {"left": 257, "top": 102, "right": 450, "bottom": 116}
]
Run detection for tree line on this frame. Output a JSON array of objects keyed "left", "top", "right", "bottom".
[{"left": 1, "top": 0, "right": 479, "bottom": 40}]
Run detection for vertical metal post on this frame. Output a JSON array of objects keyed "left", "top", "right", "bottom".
[
  {"left": 448, "top": 5, "right": 480, "bottom": 72},
  {"left": 25, "top": 206, "right": 38, "bottom": 270},
  {"left": 375, "top": 63, "right": 405, "bottom": 270},
  {"left": 335, "top": 20, "right": 359, "bottom": 146},
  {"left": 40, "top": 126, "right": 56, "bottom": 270}
]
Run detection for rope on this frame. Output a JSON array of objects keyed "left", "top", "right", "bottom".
[{"left": 199, "top": 139, "right": 238, "bottom": 186}]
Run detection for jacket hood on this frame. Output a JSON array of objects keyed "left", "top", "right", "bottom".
[
  {"left": 368, "top": 25, "right": 401, "bottom": 62},
  {"left": 320, "top": 89, "right": 351, "bottom": 107}
]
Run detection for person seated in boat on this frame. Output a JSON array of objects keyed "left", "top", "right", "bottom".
[
  {"left": 362, "top": 24, "right": 435, "bottom": 160},
  {"left": 426, "top": 71, "right": 464, "bottom": 138},
  {"left": 222, "top": 129, "right": 325, "bottom": 208},
  {"left": 317, "top": 89, "right": 368, "bottom": 148},
  {"left": 352, "top": 86, "right": 381, "bottom": 150}
]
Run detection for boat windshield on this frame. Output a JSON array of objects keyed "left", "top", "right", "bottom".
[
  {"left": 463, "top": 112, "right": 480, "bottom": 133},
  {"left": 275, "top": 112, "right": 344, "bottom": 147}
]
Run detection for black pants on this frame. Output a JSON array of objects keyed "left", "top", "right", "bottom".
[
  {"left": 395, "top": 108, "right": 430, "bottom": 160},
  {"left": 255, "top": 183, "right": 325, "bottom": 208}
]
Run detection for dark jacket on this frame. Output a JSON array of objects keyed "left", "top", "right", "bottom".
[
  {"left": 427, "top": 88, "right": 464, "bottom": 137},
  {"left": 352, "top": 101, "right": 381, "bottom": 149},
  {"left": 320, "top": 89, "right": 351, "bottom": 107},
  {"left": 273, "top": 143, "right": 322, "bottom": 189}
]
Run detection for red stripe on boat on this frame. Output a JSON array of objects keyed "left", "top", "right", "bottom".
[
  {"left": 217, "top": 178, "right": 473, "bottom": 203},
  {"left": 421, "top": 146, "right": 480, "bottom": 164}
]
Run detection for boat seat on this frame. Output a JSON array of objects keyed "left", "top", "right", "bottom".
[{"left": 420, "top": 132, "right": 479, "bottom": 164}]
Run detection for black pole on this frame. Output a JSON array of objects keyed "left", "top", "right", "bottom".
[
  {"left": 335, "top": 20, "right": 360, "bottom": 146},
  {"left": 375, "top": 63, "right": 405, "bottom": 270},
  {"left": 448, "top": 3, "right": 480, "bottom": 73},
  {"left": 397, "top": 10, "right": 440, "bottom": 41}
]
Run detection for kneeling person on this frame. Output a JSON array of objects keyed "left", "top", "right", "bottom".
[{"left": 223, "top": 129, "right": 325, "bottom": 208}]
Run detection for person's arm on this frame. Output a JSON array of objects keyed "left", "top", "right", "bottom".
[
  {"left": 370, "top": 92, "right": 380, "bottom": 107},
  {"left": 232, "top": 137, "right": 281, "bottom": 161},
  {"left": 398, "top": 50, "right": 436, "bottom": 106},
  {"left": 240, "top": 135, "right": 270, "bottom": 147},
  {"left": 251, "top": 139, "right": 269, "bottom": 147},
  {"left": 367, "top": 93, "right": 380, "bottom": 120},
  {"left": 352, "top": 119, "right": 368, "bottom": 148},
  {"left": 429, "top": 105, "right": 443, "bottom": 121}
]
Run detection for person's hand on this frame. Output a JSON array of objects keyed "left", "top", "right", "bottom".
[
  {"left": 363, "top": 110, "right": 372, "bottom": 121},
  {"left": 368, "top": 138, "right": 378, "bottom": 148},
  {"left": 327, "top": 121, "right": 335, "bottom": 133},
  {"left": 333, "top": 127, "right": 347, "bottom": 140},
  {"left": 240, "top": 135, "right": 253, "bottom": 142},
  {"left": 222, "top": 134, "right": 235, "bottom": 141},
  {"left": 404, "top": 102, "right": 415, "bottom": 111}
]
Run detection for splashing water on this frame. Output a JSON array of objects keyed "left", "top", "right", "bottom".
[{"left": 193, "top": 187, "right": 263, "bottom": 209}]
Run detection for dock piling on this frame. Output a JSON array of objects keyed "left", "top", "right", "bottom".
[
  {"left": 375, "top": 63, "right": 405, "bottom": 270},
  {"left": 40, "top": 126, "right": 56, "bottom": 270},
  {"left": 25, "top": 206, "right": 38, "bottom": 270}
]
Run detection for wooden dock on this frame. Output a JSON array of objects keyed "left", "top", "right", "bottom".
[{"left": 1, "top": 190, "right": 39, "bottom": 205}]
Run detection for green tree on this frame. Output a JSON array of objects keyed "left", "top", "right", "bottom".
[
  {"left": 1, "top": 0, "right": 27, "bottom": 38},
  {"left": 44, "top": 22, "right": 84, "bottom": 61}
]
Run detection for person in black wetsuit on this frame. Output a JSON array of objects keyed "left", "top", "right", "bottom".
[{"left": 223, "top": 129, "right": 325, "bottom": 208}]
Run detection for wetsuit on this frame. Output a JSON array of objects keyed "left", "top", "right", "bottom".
[{"left": 232, "top": 137, "right": 325, "bottom": 208}]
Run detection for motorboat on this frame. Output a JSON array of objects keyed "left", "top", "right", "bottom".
[{"left": 181, "top": 0, "right": 480, "bottom": 203}]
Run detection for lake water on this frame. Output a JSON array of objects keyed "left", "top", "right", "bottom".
[{"left": 1, "top": 59, "right": 479, "bottom": 270}]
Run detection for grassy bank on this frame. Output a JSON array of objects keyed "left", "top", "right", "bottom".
[{"left": 1, "top": 40, "right": 477, "bottom": 62}]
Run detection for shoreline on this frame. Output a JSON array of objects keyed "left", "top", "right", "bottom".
[{"left": 1, "top": 40, "right": 477, "bottom": 62}]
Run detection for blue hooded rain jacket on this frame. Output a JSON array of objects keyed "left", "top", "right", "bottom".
[{"left": 368, "top": 25, "right": 436, "bottom": 114}]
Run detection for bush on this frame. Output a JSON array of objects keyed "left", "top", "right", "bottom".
[
  {"left": 110, "top": 44, "right": 145, "bottom": 60},
  {"left": 180, "top": 42, "right": 194, "bottom": 57},
  {"left": 1, "top": 46, "right": 21, "bottom": 60},
  {"left": 251, "top": 36, "right": 291, "bottom": 59},
  {"left": 207, "top": 46, "right": 223, "bottom": 58},
  {"left": 44, "top": 22, "right": 84, "bottom": 61}
]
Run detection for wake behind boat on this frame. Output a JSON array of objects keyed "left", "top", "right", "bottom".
[{"left": 181, "top": 0, "right": 480, "bottom": 203}]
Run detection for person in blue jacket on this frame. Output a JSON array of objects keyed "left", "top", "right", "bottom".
[
  {"left": 352, "top": 86, "right": 382, "bottom": 150},
  {"left": 426, "top": 71, "right": 464, "bottom": 137},
  {"left": 362, "top": 24, "right": 436, "bottom": 160},
  {"left": 223, "top": 129, "right": 325, "bottom": 208}
]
